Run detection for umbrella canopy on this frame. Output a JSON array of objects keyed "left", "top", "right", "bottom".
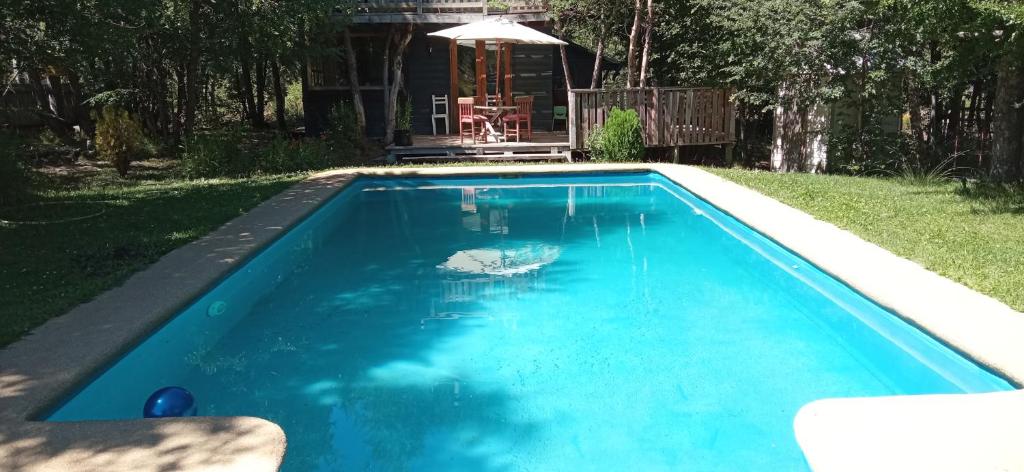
[{"left": 428, "top": 18, "right": 567, "bottom": 45}]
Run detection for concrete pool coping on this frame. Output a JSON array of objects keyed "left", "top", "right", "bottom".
[{"left": 1, "top": 163, "right": 1021, "bottom": 471}]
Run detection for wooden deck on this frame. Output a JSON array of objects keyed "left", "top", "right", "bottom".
[
  {"left": 385, "top": 130, "right": 571, "bottom": 163},
  {"left": 351, "top": 0, "right": 549, "bottom": 23}
]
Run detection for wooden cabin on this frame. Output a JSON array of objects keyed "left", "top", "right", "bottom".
[
  {"left": 302, "top": 0, "right": 608, "bottom": 147},
  {"left": 303, "top": 1, "right": 735, "bottom": 163}
]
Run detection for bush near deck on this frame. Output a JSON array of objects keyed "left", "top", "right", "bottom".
[{"left": 708, "top": 168, "right": 1024, "bottom": 312}]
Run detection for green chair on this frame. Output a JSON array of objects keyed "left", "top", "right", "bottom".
[{"left": 552, "top": 106, "right": 568, "bottom": 131}]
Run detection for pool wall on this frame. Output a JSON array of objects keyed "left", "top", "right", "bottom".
[{"left": 1, "top": 164, "right": 1021, "bottom": 472}]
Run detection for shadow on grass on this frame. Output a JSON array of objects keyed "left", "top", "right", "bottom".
[
  {"left": 0, "top": 174, "right": 300, "bottom": 347},
  {"left": 955, "top": 182, "right": 1024, "bottom": 216}
]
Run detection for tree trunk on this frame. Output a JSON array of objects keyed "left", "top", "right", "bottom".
[
  {"left": 271, "top": 59, "right": 287, "bottom": 131},
  {"left": 990, "top": 48, "right": 1024, "bottom": 182},
  {"left": 626, "top": 0, "right": 644, "bottom": 87},
  {"left": 638, "top": 0, "right": 655, "bottom": 86},
  {"left": 239, "top": 53, "right": 259, "bottom": 127},
  {"left": 554, "top": 18, "right": 573, "bottom": 91},
  {"left": 255, "top": 55, "right": 267, "bottom": 127},
  {"left": 174, "top": 65, "right": 186, "bottom": 140},
  {"left": 382, "top": 26, "right": 394, "bottom": 133},
  {"left": 980, "top": 88, "right": 994, "bottom": 167},
  {"left": 26, "top": 68, "right": 75, "bottom": 144},
  {"left": 67, "top": 71, "right": 92, "bottom": 136},
  {"left": 590, "top": 24, "right": 605, "bottom": 89},
  {"left": 342, "top": 29, "right": 367, "bottom": 134},
  {"left": 906, "top": 74, "right": 927, "bottom": 160},
  {"left": 946, "top": 88, "right": 963, "bottom": 155},
  {"left": 184, "top": 0, "right": 201, "bottom": 135},
  {"left": 384, "top": 25, "right": 414, "bottom": 144}
]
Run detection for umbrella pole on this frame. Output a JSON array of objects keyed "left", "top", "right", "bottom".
[
  {"left": 495, "top": 40, "right": 501, "bottom": 103},
  {"left": 503, "top": 43, "right": 512, "bottom": 105}
]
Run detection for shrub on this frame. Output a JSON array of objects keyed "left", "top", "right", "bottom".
[
  {"left": 180, "top": 128, "right": 251, "bottom": 178},
  {"left": 588, "top": 107, "right": 645, "bottom": 162},
  {"left": 397, "top": 96, "right": 413, "bottom": 130},
  {"left": 325, "top": 101, "right": 362, "bottom": 155},
  {"left": 284, "top": 82, "right": 304, "bottom": 123},
  {"left": 0, "top": 133, "right": 32, "bottom": 206},
  {"left": 255, "top": 136, "right": 333, "bottom": 174},
  {"left": 93, "top": 105, "right": 149, "bottom": 177},
  {"left": 827, "top": 123, "right": 914, "bottom": 175}
]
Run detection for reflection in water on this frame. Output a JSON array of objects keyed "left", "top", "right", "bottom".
[{"left": 437, "top": 245, "right": 560, "bottom": 276}]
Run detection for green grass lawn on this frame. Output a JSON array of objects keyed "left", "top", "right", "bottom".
[
  {"left": 0, "top": 161, "right": 301, "bottom": 346},
  {"left": 707, "top": 167, "right": 1024, "bottom": 312}
]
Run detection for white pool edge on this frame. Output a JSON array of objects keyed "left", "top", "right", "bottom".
[{"left": 1, "top": 163, "right": 1021, "bottom": 471}]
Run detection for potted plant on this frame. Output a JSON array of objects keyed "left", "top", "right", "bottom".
[{"left": 394, "top": 96, "right": 413, "bottom": 146}]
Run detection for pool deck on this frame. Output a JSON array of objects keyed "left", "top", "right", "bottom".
[{"left": 1, "top": 164, "right": 1022, "bottom": 471}]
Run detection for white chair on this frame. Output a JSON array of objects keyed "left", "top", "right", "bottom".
[{"left": 431, "top": 94, "right": 449, "bottom": 135}]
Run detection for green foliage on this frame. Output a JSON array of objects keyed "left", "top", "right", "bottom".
[
  {"left": 93, "top": 106, "right": 151, "bottom": 177},
  {"left": 325, "top": 101, "right": 362, "bottom": 153},
  {"left": 255, "top": 137, "right": 333, "bottom": 174},
  {"left": 486, "top": 0, "right": 510, "bottom": 10},
  {"left": 284, "top": 82, "right": 304, "bottom": 123},
  {"left": 827, "top": 123, "right": 914, "bottom": 175},
  {"left": 588, "top": 108, "right": 645, "bottom": 162},
  {"left": 180, "top": 128, "right": 252, "bottom": 179},
  {"left": 397, "top": 96, "right": 413, "bottom": 130},
  {"left": 0, "top": 134, "right": 33, "bottom": 206},
  {"left": 182, "top": 124, "right": 354, "bottom": 179},
  {"left": 83, "top": 89, "right": 143, "bottom": 109}
]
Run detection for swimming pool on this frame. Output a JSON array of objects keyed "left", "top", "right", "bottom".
[{"left": 46, "top": 172, "right": 1011, "bottom": 470}]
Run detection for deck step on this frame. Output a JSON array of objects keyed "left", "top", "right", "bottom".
[{"left": 400, "top": 153, "right": 570, "bottom": 164}]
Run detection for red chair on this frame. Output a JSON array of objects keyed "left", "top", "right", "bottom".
[
  {"left": 502, "top": 96, "right": 533, "bottom": 142},
  {"left": 458, "top": 97, "right": 487, "bottom": 144}
]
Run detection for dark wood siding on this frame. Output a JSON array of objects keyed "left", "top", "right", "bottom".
[
  {"left": 304, "top": 23, "right": 576, "bottom": 138},
  {"left": 510, "top": 44, "right": 554, "bottom": 130},
  {"left": 303, "top": 89, "right": 387, "bottom": 137},
  {"left": 406, "top": 30, "right": 456, "bottom": 135}
]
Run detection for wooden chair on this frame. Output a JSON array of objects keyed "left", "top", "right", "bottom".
[
  {"left": 458, "top": 97, "right": 487, "bottom": 144},
  {"left": 431, "top": 94, "right": 449, "bottom": 135},
  {"left": 502, "top": 96, "right": 533, "bottom": 142}
]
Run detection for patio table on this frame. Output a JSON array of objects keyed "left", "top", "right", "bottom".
[{"left": 475, "top": 105, "right": 519, "bottom": 143}]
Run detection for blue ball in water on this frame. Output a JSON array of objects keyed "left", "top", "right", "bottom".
[{"left": 143, "top": 386, "right": 198, "bottom": 418}]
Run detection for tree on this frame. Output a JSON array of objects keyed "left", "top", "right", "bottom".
[
  {"left": 550, "top": 0, "right": 630, "bottom": 89},
  {"left": 384, "top": 25, "right": 414, "bottom": 145},
  {"left": 626, "top": 0, "right": 644, "bottom": 87},
  {"left": 985, "top": 0, "right": 1024, "bottom": 181},
  {"left": 341, "top": 28, "right": 367, "bottom": 134}
]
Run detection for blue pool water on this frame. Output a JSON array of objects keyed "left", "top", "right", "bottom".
[{"left": 47, "top": 172, "right": 1011, "bottom": 471}]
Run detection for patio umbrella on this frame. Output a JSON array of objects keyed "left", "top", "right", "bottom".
[
  {"left": 428, "top": 18, "right": 567, "bottom": 45},
  {"left": 429, "top": 19, "right": 567, "bottom": 102}
]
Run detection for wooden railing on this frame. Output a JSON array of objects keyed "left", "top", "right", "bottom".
[
  {"left": 568, "top": 87, "right": 736, "bottom": 149},
  {"left": 355, "top": 0, "right": 547, "bottom": 14}
]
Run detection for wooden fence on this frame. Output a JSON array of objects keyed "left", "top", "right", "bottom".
[{"left": 568, "top": 87, "right": 736, "bottom": 150}]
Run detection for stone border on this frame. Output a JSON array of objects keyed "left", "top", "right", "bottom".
[{"left": 1, "top": 163, "right": 1021, "bottom": 471}]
